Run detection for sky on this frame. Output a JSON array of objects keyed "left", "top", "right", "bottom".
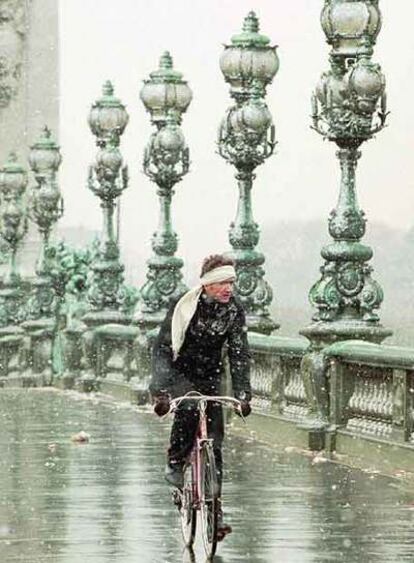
[{"left": 58, "top": 0, "right": 414, "bottom": 284}]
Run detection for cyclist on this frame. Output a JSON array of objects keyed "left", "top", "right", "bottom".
[{"left": 150, "top": 254, "right": 252, "bottom": 538}]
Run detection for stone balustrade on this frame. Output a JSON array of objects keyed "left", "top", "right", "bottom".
[
  {"left": 1, "top": 315, "right": 414, "bottom": 476},
  {"left": 3, "top": 325, "right": 414, "bottom": 452},
  {"left": 248, "top": 333, "right": 308, "bottom": 417},
  {"left": 324, "top": 341, "right": 414, "bottom": 444},
  {"left": 248, "top": 336, "right": 414, "bottom": 448}
]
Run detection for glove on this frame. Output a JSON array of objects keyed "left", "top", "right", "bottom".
[
  {"left": 236, "top": 400, "right": 251, "bottom": 418},
  {"left": 153, "top": 393, "right": 170, "bottom": 417}
]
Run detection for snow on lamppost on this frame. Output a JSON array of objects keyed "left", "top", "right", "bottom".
[
  {"left": 135, "top": 51, "right": 192, "bottom": 331},
  {"left": 27, "top": 126, "right": 63, "bottom": 321},
  {"left": 300, "top": 0, "right": 392, "bottom": 431},
  {"left": 0, "top": 153, "right": 28, "bottom": 377},
  {"left": 83, "top": 80, "right": 131, "bottom": 327},
  {"left": 218, "top": 11, "right": 279, "bottom": 335},
  {"left": 0, "top": 153, "right": 28, "bottom": 332},
  {"left": 80, "top": 81, "right": 141, "bottom": 387}
]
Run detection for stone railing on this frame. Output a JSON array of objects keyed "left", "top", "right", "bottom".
[
  {"left": 324, "top": 341, "right": 414, "bottom": 445},
  {"left": 57, "top": 323, "right": 154, "bottom": 405},
  {"left": 248, "top": 333, "right": 308, "bottom": 418},
  {"left": 247, "top": 335, "right": 414, "bottom": 455},
  {"left": 2, "top": 318, "right": 414, "bottom": 457}
]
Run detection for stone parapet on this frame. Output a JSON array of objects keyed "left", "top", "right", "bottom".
[{"left": 1, "top": 326, "right": 414, "bottom": 481}]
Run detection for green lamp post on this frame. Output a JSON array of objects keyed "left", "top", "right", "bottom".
[
  {"left": 83, "top": 80, "right": 131, "bottom": 327},
  {"left": 300, "top": 0, "right": 392, "bottom": 430},
  {"left": 218, "top": 11, "right": 279, "bottom": 334},
  {"left": 135, "top": 52, "right": 192, "bottom": 331},
  {"left": 27, "top": 126, "right": 63, "bottom": 320},
  {"left": 0, "top": 153, "right": 28, "bottom": 377},
  {"left": 80, "top": 81, "right": 138, "bottom": 387},
  {"left": 0, "top": 153, "right": 28, "bottom": 328}
]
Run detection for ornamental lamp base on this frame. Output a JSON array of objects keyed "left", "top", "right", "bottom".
[
  {"left": 300, "top": 319, "right": 392, "bottom": 350},
  {"left": 81, "top": 310, "right": 131, "bottom": 328},
  {"left": 132, "top": 308, "right": 167, "bottom": 334}
]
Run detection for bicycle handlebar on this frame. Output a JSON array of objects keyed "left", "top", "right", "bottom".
[{"left": 168, "top": 391, "right": 242, "bottom": 415}]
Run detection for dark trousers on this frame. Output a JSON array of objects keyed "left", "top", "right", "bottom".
[{"left": 168, "top": 402, "right": 224, "bottom": 492}]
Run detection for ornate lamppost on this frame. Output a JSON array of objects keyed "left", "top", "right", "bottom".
[
  {"left": 79, "top": 81, "right": 135, "bottom": 387},
  {"left": 83, "top": 80, "right": 130, "bottom": 326},
  {"left": 300, "top": 0, "right": 392, "bottom": 429},
  {"left": 218, "top": 11, "right": 279, "bottom": 335},
  {"left": 24, "top": 126, "right": 64, "bottom": 379},
  {"left": 135, "top": 51, "right": 192, "bottom": 330},
  {"left": 27, "top": 126, "right": 63, "bottom": 320},
  {"left": 0, "top": 152, "right": 28, "bottom": 329}
]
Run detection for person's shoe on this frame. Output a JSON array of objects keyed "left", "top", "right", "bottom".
[
  {"left": 164, "top": 462, "right": 184, "bottom": 488},
  {"left": 171, "top": 488, "right": 182, "bottom": 510},
  {"left": 217, "top": 508, "right": 232, "bottom": 541}
]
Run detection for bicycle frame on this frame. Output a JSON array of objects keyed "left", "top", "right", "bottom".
[
  {"left": 189, "top": 398, "right": 213, "bottom": 509},
  {"left": 169, "top": 393, "right": 242, "bottom": 490},
  {"left": 168, "top": 392, "right": 244, "bottom": 558}
]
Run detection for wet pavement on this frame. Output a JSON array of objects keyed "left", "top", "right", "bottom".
[{"left": 0, "top": 388, "right": 413, "bottom": 563}]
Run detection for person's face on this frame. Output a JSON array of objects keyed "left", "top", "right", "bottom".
[{"left": 203, "top": 280, "right": 235, "bottom": 303}]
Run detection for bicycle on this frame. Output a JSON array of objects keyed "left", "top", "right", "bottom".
[{"left": 167, "top": 391, "right": 243, "bottom": 559}]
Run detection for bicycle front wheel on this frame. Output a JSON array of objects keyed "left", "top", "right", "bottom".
[
  {"left": 200, "top": 444, "right": 219, "bottom": 558},
  {"left": 180, "top": 462, "right": 196, "bottom": 547}
]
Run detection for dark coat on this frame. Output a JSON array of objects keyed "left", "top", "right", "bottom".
[{"left": 150, "top": 292, "right": 251, "bottom": 401}]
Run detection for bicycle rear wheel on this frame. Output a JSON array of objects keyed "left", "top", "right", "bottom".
[
  {"left": 200, "top": 444, "right": 219, "bottom": 558},
  {"left": 180, "top": 463, "right": 196, "bottom": 547}
]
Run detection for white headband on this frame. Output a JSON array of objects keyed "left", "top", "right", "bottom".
[
  {"left": 200, "top": 265, "right": 236, "bottom": 285},
  {"left": 171, "top": 264, "right": 236, "bottom": 360}
]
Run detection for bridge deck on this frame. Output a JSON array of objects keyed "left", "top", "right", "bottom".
[{"left": 0, "top": 389, "right": 413, "bottom": 562}]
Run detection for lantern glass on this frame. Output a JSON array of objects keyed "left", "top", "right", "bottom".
[
  {"left": 220, "top": 46, "right": 279, "bottom": 88},
  {"left": 140, "top": 52, "right": 192, "bottom": 122},
  {"left": 29, "top": 128, "right": 61, "bottom": 174},
  {"left": 321, "top": 1, "right": 381, "bottom": 56},
  {"left": 140, "top": 80, "right": 192, "bottom": 119},
  {"left": 88, "top": 82, "right": 129, "bottom": 141},
  {"left": 29, "top": 148, "right": 61, "bottom": 174},
  {"left": 155, "top": 126, "right": 185, "bottom": 152},
  {"left": 88, "top": 105, "right": 128, "bottom": 138},
  {"left": 350, "top": 61, "right": 385, "bottom": 98},
  {"left": 331, "top": 4, "right": 370, "bottom": 36},
  {"left": 2, "top": 172, "right": 27, "bottom": 194},
  {"left": 37, "top": 184, "right": 60, "bottom": 206},
  {"left": 96, "top": 147, "right": 123, "bottom": 172},
  {"left": 0, "top": 156, "right": 27, "bottom": 194},
  {"left": 241, "top": 103, "right": 272, "bottom": 134}
]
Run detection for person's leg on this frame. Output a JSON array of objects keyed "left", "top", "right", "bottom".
[
  {"left": 206, "top": 403, "right": 231, "bottom": 538},
  {"left": 165, "top": 402, "right": 199, "bottom": 487},
  {"left": 206, "top": 402, "right": 224, "bottom": 493},
  {"left": 168, "top": 402, "right": 199, "bottom": 462}
]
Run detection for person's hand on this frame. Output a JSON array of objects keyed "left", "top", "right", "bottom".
[
  {"left": 153, "top": 393, "right": 170, "bottom": 417},
  {"left": 236, "top": 400, "right": 251, "bottom": 418}
]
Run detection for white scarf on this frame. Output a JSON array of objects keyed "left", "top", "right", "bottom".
[{"left": 171, "top": 265, "right": 236, "bottom": 360}]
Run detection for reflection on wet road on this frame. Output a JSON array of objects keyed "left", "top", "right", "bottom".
[{"left": 0, "top": 389, "right": 413, "bottom": 562}]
